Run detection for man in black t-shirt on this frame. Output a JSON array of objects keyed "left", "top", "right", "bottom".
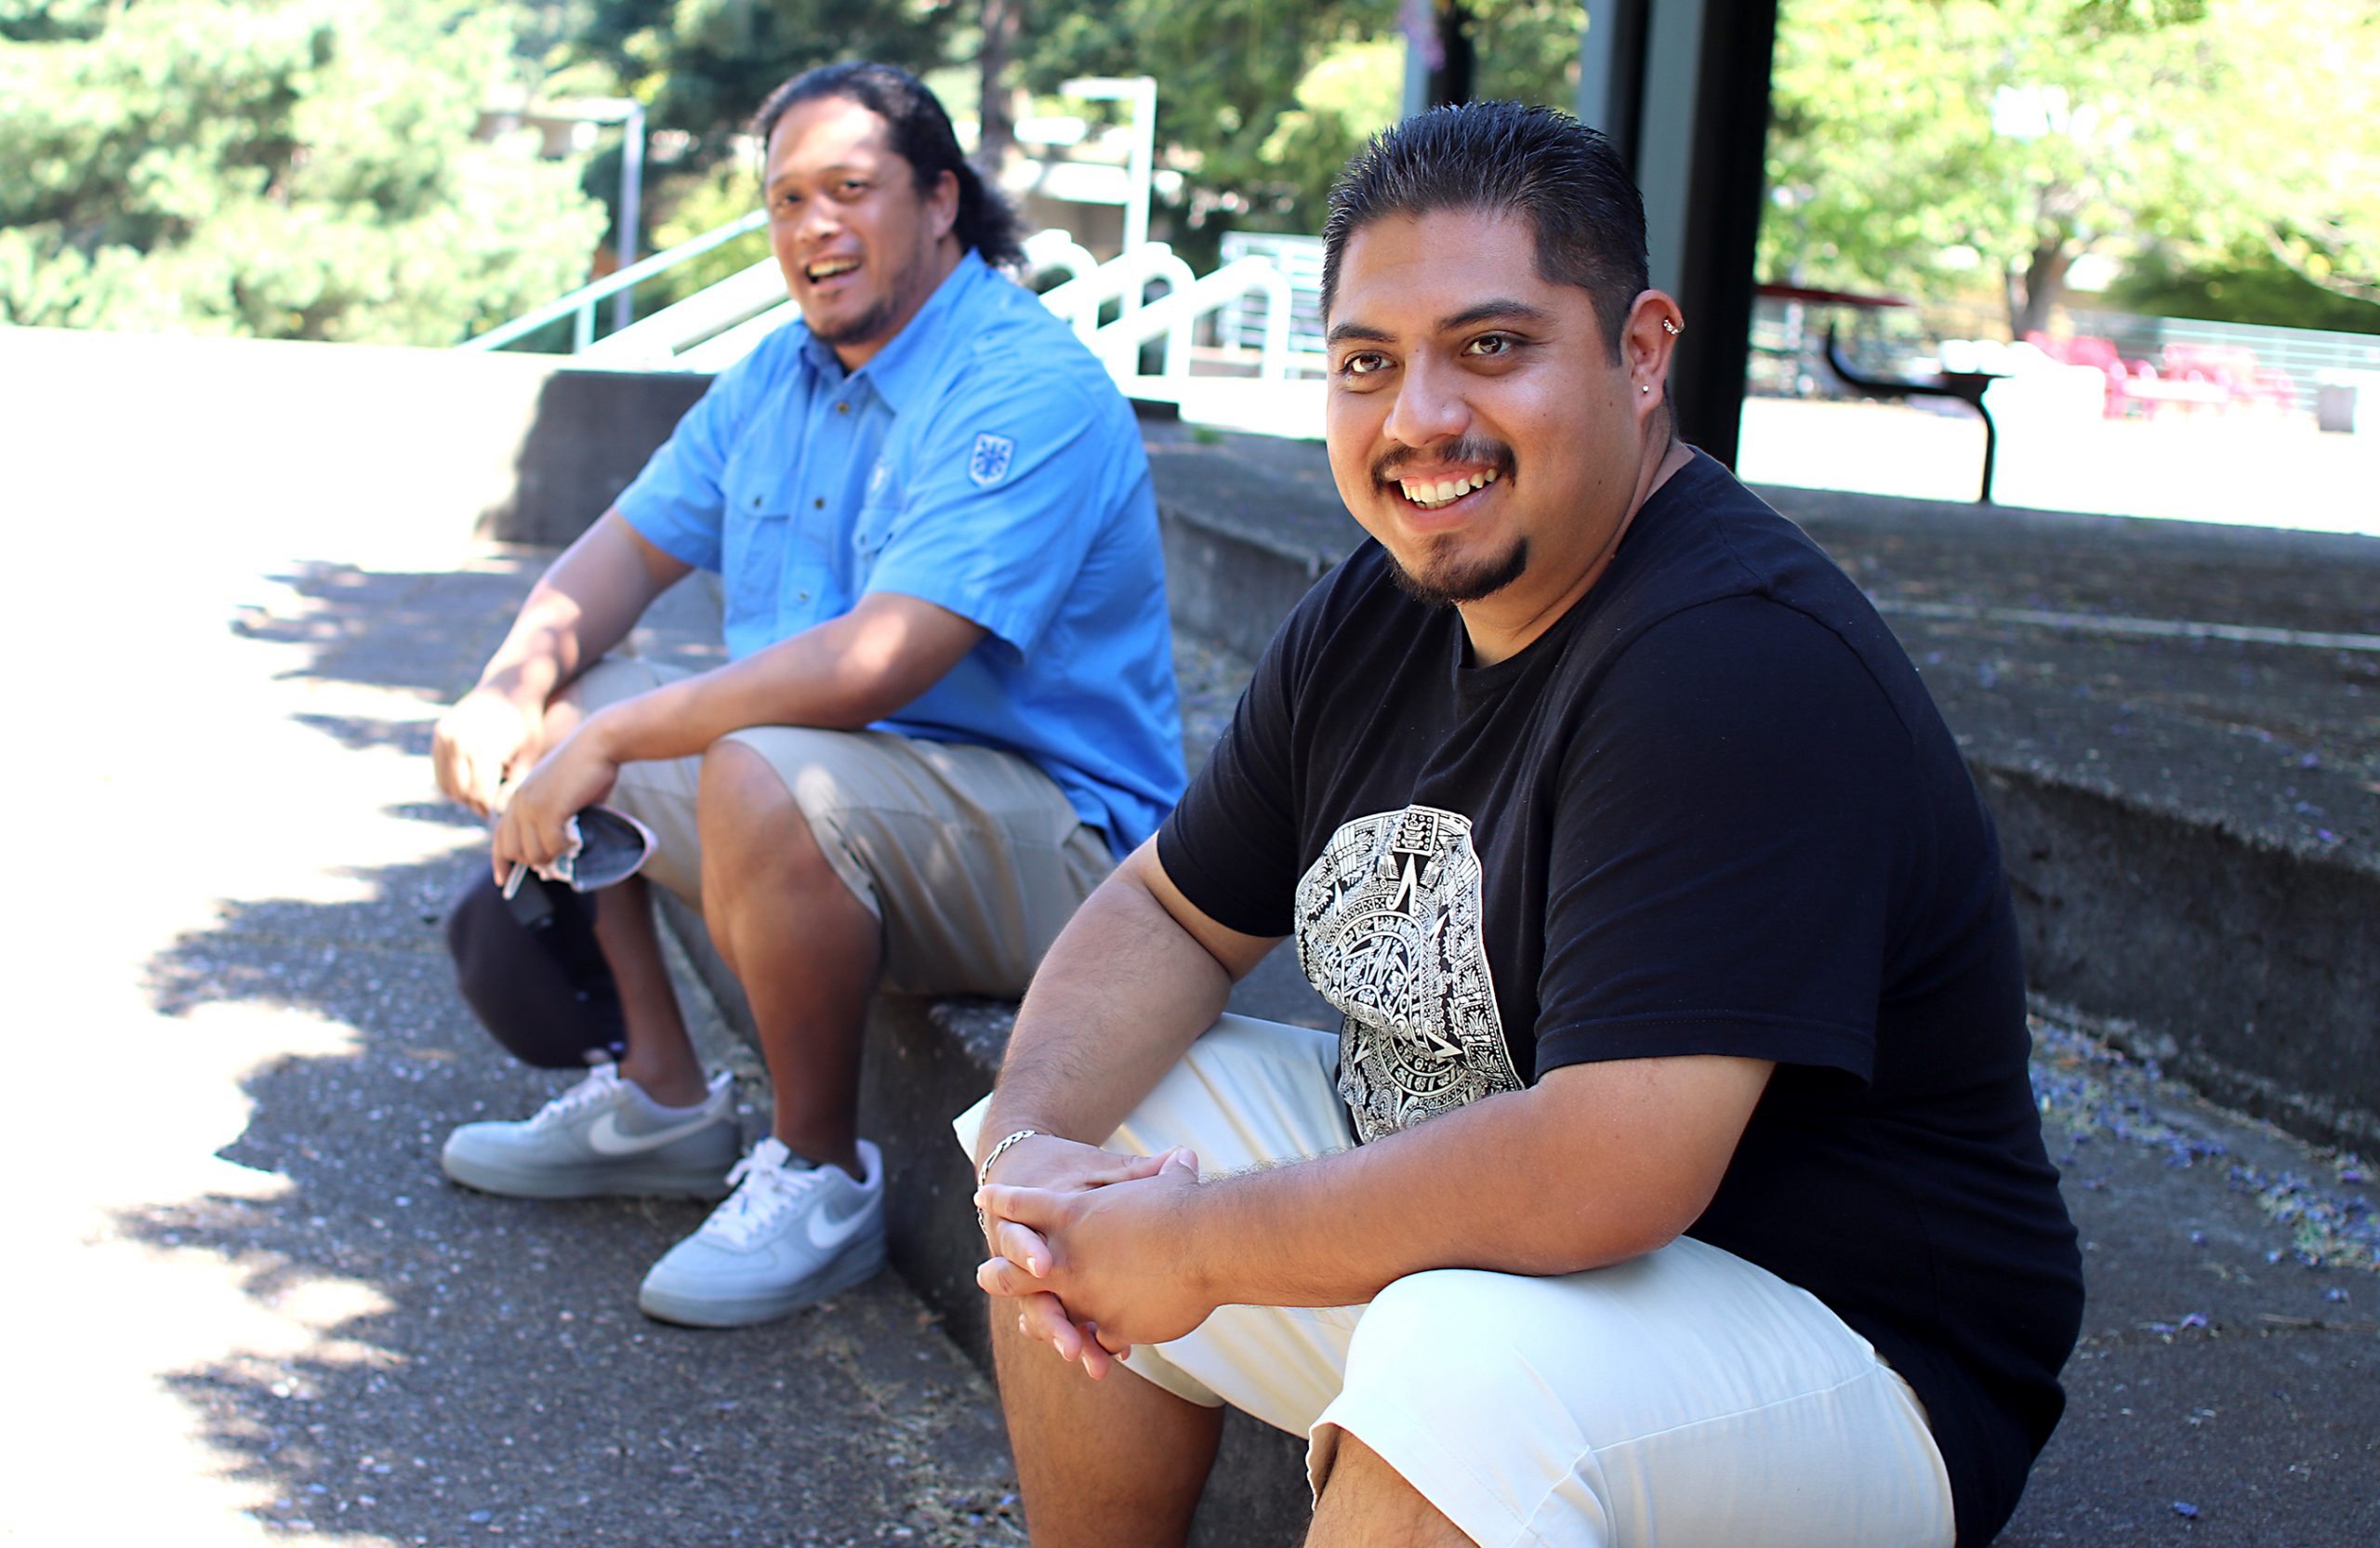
[{"left": 963, "top": 102, "right": 2082, "bottom": 1548}]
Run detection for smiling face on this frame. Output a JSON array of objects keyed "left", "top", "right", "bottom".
[
  {"left": 1324, "top": 206, "right": 1685, "bottom": 662},
  {"left": 763, "top": 94, "right": 962, "bottom": 370}
]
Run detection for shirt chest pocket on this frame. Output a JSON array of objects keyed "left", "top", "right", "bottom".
[
  {"left": 851, "top": 496, "right": 903, "bottom": 584},
  {"left": 721, "top": 504, "right": 836, "bottom": 637},
  {"left": 851, "top": 455, "right": 905, "bottom": 580}
]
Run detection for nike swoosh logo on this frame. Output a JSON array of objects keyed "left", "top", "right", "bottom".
[
  {"left": 587, "top": 1109, "right": 721, "bottom": 1156},
  {"left": 808, "top": 1197, "right": 876, "bottom": 1251}
]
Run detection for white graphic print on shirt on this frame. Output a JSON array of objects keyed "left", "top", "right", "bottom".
[{"left": 1294, "top": 806, "right": 1522, "bottom": 1144}]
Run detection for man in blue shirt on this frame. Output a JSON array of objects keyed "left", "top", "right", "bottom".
[{"left": 430, "top": 62, "right": 1183, "bottom": 1327}]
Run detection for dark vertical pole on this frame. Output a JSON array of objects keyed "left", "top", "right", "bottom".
[
  {"left": 1593, "top": 0, "right": 1779, "bottom": 470},
  {"left": 1665, "top": 1, "right": 1779, "bottom": 470},
  {"left": 1431, "top": 3, "right": 1476, "bottom": 106},
  {"left": 1577, "top": 0, "right": 1651, "bottom": 167}
]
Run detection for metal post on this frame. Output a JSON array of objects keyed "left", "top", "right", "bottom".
[
  {"left": 612, "top": 102, "right": 646, "bottom": 336},
  {"left": 1604, "top": 0, "right": 1779, "bottom": 470},
  {"left": 1401, "top": 35, "right": 1433, "bottom": 120},
  {"left": 1060, "top": 76, "right": 1158, "bottom": 255},
  {"left": 1576, "top": 0, "right": 1649, "bottom": 167},
  {"left": 1125, "top": 77, "right": 1155, "bottom": 255}
]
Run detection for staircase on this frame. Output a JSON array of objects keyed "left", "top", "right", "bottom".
[{"left": 460, "top": 219, "right": 1327, "bottom": 436}]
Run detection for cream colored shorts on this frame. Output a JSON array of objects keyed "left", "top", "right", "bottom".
[
  {"left": 561, "top": 657, "right": 1112, "bottom": 997},
  {"left": 956, "top": 1015, "right": 1956, "bottom": 1548}
]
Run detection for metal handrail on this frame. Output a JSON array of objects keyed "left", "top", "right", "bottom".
[
  {"left": 580, "top": 258, "right": 789, "bottom": 368},
  {"left": 1090, "top": 257, "right": 1295, "bottom": 383},
  {"left": 1022, "top": 228, "right": 1098, "bottom": 286},
  {"left": 460, "top": 208, "right": 770, "bottom": 352},
  {"left": 1038, "top": 243, "right": 1197, "bottom": 345}
]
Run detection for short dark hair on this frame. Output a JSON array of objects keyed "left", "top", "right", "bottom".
[
  {"left": 752, "top": 61, "right": 1025, "bottom": 270},
  {"left": 1321, "top": 101, "right": 1648, "bottom": 361}
]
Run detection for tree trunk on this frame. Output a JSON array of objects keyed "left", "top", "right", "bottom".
[
  {"left": 976, "top": 0, "right": 1025, "bottom": 174},
  {"left": 2006, "top": 237, "right": 2075, "bottom": 339}
]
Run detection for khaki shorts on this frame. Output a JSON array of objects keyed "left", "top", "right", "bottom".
[
  {"left": 956, "top": 1015, "right": 1956, "bottom": 1548},
  {"left": 562, "top": 657, "right": 1112, "bottom": 997}
]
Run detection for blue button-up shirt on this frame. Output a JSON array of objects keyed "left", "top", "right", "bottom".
[{"left": 615, "top": 252, "right": 1183, "bottom": 853}]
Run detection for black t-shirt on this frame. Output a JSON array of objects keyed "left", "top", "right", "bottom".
[{"left": 1159, "top": 451, "right": 2083, "bottom": 1545}]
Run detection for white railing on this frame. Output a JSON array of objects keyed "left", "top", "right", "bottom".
[
  {"left": 458, "top": 214, "right": 1310, "bottom": 431},
  {"left": 1022, "top": 228, "right": 1098, "bottom": 287},
  {"left": 579, "top": 258, "right": 789, "bottom": 368},
  {"left": 1038, "top": 242, "right": 1198, "bottom": 373},
  {"left": 1085, "top": 256, "right": 1297, "bottom": 389},
  {"left": 460, "top": 210, "right": 768, "bottom": 353}
]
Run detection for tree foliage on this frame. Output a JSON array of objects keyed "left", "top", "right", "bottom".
[
  {"left": 561, "top": 0, "right": 951, "bottom": 152},
  {"left": 0, "top": 0, "right": 607, "bottom": 343},
  {"left": 1762, "top": 0, "right": 2380, "bottom": 336},
  {"left": 1017, "top": 0, "right": 1580, "bottom": 243}
]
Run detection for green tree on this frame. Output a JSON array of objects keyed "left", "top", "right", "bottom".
[
  {"left": 563, "top": 0, "right": 950, "bottom": 153},
  {"left": 0, "top": 0, "right": 608, "bottom": 343},
  {"left": 2107, "top": 239, "right": 2380, "bottom": 336},
  {"left": 1761, "top": 0, "right": 2380, "bottom": 337},
  {"left": 1016, "top": 0, "right": 1582, "bottom": 245}
]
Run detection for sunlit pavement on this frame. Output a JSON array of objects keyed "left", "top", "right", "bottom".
[
  {"left": 4, "top": 398, "right": 1014, "bottom": 1544},
  {"left": 1739, "top": 395, "right": 2380, "bottom": 536}
]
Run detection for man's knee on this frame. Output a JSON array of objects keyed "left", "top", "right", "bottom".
[
  {"left": 696, "top": 738, "right": 822, "bottom": 880},
  {"left": 1341, "top": 1269, "right": 1526, "bottom": 1419}
]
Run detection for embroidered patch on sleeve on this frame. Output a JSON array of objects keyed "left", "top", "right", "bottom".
[{"left": 968, "top": 431, "right": 1016, "bottom": 487}]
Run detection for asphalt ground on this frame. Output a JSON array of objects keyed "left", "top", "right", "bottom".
[{"left": 10, "top": 422, "right": 2373, "bottom": 1545}]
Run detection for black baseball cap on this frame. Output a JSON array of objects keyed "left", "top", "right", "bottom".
[{"left": 444, "top": 867, "right": 627, "bottom": 1068}]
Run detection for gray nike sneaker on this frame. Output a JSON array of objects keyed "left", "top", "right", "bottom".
[
  {"left": 441, "top": 1065, "right": 738, "bottom": 1200},
  {"left": 637, "top": 1137, "right": 887, "bottom": 1327}
]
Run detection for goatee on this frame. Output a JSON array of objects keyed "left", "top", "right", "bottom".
[{"left": 1383, "top": 536, "right": 1530, "bottom": 608}]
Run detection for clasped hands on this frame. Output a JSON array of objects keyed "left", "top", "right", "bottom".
[
  {"left": 974, "top": 1134, "right": 1216, "bottom": 1380},
  {"left": 430, "top": 685, "right": 623, "bottom": 883}
]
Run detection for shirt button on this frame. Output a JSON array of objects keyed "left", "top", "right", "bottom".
[
  {"left": 750, "top": 496, "right": 761, "bottom": 508},
  {"left": 796, "top": 589, "right": 811, "bottom": 602},
  {"left": 813, "top": 497, "right": 825, "bottom": 509},
  {"left": 835, "top": 402, "right": 850, "bottom": 414}
]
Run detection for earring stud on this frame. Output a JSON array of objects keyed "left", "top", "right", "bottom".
[
  {"left": 1640, "top": 384, "right": 1650, "bottom": 394},
  {"left": 1661, "top": 319, "right": 1680, "bottom": 336}
]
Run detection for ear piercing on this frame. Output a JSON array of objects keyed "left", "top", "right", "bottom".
[
  {"left": 1661, "top": 318, "right": 1681, "bottom": 336},
  {"left": 1640, "top": 384, "right": 1651, "bottom": 394}
]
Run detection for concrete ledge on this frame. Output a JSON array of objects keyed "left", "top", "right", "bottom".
[{"left": 1988, "top": 767, "right": 2380, "bottom": 1150}]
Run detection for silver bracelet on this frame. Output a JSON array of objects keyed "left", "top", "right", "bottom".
[{"left": 974, "top": 1128, "right": 1043, "bottom": 1231}]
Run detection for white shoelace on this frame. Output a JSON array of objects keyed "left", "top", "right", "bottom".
[
  {"left": 528, "top": 1065, "right": 623, "bottom": 1129},
  {"left": 701, "top": 1138, "right": 829, "bottom": 1249}
]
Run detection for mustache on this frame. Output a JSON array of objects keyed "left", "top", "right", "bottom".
[{"left": 1370, "top": 435, "right": 1516, "bottom": 487}]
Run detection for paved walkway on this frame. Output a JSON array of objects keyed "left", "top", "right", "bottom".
[
  {"left": 9, "top": 480, "right": 1015, "bottom": 1545},
  {"left": 10, "top": 418, "right": 2373, "bottom": 1544}
]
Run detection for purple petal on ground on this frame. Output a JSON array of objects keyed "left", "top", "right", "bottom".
[{"left": 2174, "top": 1502, "right": 2199, "bottom": 1519}]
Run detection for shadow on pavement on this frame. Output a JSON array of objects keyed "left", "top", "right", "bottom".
[{"left": 123, "top": 552, "right": 1018, "bottom": 1547}]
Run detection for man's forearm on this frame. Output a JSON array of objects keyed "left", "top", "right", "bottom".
[
  {"left": 1170, "top": 1053, "right": 1771, "bottom": 1312},
  {"left": 979, "top": 849, "right": 1245, "bottom": 1163},
  {"left": 476, "top": 510, "right": 679, "bottom": 710},
  {"left": 579, "top": 593, "right": 985, "bottom": 766},
  {"left": 981, "top": 1050, "right": 1772, "bottom": 1344}
]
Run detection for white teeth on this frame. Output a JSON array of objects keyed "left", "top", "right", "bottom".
[
  {"left": 807, "top": 258, "right": 859, "bottom": 280},
  {"left": 1398, "top": 469, "right": 1498, "bottom": 509}
]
